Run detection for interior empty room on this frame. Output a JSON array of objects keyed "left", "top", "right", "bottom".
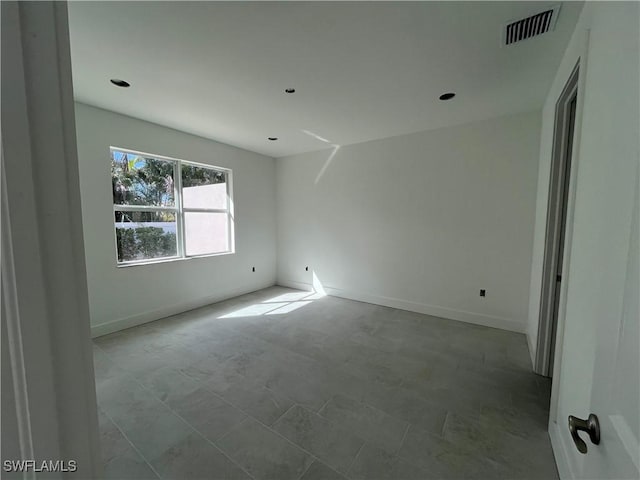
[{"left": 2, "top": 1, "right": 639, "bottom": 480}]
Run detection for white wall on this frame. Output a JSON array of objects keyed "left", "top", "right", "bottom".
[
  {"left": 277, "top": 111, "right": 541, "bottom": 332},
  {"left": 75, "top": 103, "right": 277, "bottom": 336}
]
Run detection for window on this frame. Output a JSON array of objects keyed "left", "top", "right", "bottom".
[{"left": 111, "top": 147, "right": 233, "bottom": 265}]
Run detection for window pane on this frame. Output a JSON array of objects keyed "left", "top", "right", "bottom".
[
  {"left": 114, "top": 211, "right": 177, "bottom": 262},
  {"left": 181, "top": 165, "right": 227, "bottom": 210},
  {"left": 111, "top": 149, "right": 175, "bottom": 207},
  {"left": 184, "top": 212, "right": 229, "bottom": 256}
]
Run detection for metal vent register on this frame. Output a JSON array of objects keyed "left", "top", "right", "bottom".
[{"left": 504, "top": 6, "right": 560, "bottom": 45}]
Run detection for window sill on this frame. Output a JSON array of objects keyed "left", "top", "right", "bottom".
[{"left": 116, "top": 251, "right": 235, "bottom": 268}]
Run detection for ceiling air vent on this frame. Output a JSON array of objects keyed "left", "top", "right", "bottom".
[{"left": 503, "top": 5, "right": 560, "bottom": 46}]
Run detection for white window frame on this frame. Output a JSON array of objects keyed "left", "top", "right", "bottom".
[{"left": 111, "top": 147, "right": 234, "bottom": 267}]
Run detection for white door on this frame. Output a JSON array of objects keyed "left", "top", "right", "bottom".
[{"left": 550, "top": 3, "right": 639, "bottom": 479}]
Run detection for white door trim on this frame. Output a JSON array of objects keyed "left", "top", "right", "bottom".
[
  {"left": 1, "top": 1, "right": 101, "bottom": 476},
  {"left": 535, "top": 61, "right": 580, "bottom": 377},
  {"left": 1, "top": 143, "right": 36, "bottom": 468},
  {"left": 548, "top": 26, "right": 592, "bottom": 430},
  {"left": 550, "top": 419, "right": 577, "bottom": 480}
]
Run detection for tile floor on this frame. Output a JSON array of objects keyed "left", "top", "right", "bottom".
[{"left": 93, "top": 287, "right": 557, "bottom": 480}]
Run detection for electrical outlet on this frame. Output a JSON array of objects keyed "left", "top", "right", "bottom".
[
  {"left": 480, "top": 289, "right": 486, "bottom": 297},
  {"left": 305, "top": 266, "right": 309, "bottom": 271},
  {"left": 252, "top": 267, "right": 255, "bottom": 272}
]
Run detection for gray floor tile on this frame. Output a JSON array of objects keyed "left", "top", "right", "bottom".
[
  {"left": 259, "top": 321, "right": 333, "bottom": 360},
  {"left": 402, "top": 380, "right": 511, "bottom": 418},
  {"left": 96, "top": 374, "right": 156, "bottom": 421},
  {"left": 251, "top": 344, "right": 333, "bottom": 383},
  {"left": 341, "top": 353, "right": 405, "bottom": 388},
  {"left": 166, "top": 387, "right": 247, "bottom": 442},
  {"left": 362, "top": 384, "right": 448, "bottom": 435},
  {"left": 442, "top": 412, "right": 507, "bottom": 461},
  {"left": 284, "top": 331, "right": 358, "bottom": 366},
  {"left": 491, "top": 433, "right": 559, "bottom": 480},
  {"left": 180, "top": 356, "right": 247, "bottom": 392},
  {"left": 299, "top": 460, "right": 348, "bottom": 480},
  {"left": 140, "top": 365, "right": 201, "bottom": 404},
  {"left": 94, "top": 286, "right": 556, "bottom": 480},
  {"left": 257, "top": 364, "right": 334, "bottom": 412},
  {"left": 217, "top": 417, "right": 314, "bottom": 480},
  {"left": 103, "top": 448, "right": 158, "bottom": 479},
  {"left": 149, "top": 432, "right": 251, "bottom": 480},
  {"left": 216, "top": 378, "right": 295, "bottom": 426},
  {"left": 318, "top": 394, "right": 409, "bottom": 454},
  {"left": 110, "top": 349, "right": 168, "bottom": 377},
  {"left": 98, "top": 409, "right": 133, "bottom": 465},
  {"left": 448, "top": 406, "right": 557, "bottom": 479},
  {"left": 94, "top": 329, "right": 146, "bottom": 355},
  {"left": 347, "top": 443, "right": 430, "bottom": 480},
  {"left": 398, "top": 425, "right": 505, "bottom": 479},
  {"left": 93, "top": 345, "right": 126, "bottom": 385},
  {"left": 399, "top": 361, "right": 460, "bottom": 392},
  {"left": 98, "top": 376, "right": 193, "bottom": 460},
  {"left": 272, "top": 405, "right": 365, "bottom": 474},
  {"left": 114, "top": 406, "right": 193, "bottom": 461},
  {"left": 477, "top": 403, "right": 548, "bottom": 441}
]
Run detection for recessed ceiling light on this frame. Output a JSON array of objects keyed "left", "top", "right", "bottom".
[
  {"left": 110, "top": 79, "right": 130, "bottom": 88},
  {"left": 439, "top": 92, "right": 456, "bottom": 101},
  {"left": 285, "top": 88, "right": 296, "bottom": 94},
  {"left": 268, "top": 137, "right": 278, "bottom": 141}
]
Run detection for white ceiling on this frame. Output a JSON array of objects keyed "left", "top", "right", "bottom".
[{"left": 68, "top": 1, "right": 582, "bottom": 158}]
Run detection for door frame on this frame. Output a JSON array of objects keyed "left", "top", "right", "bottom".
[
  {"left": 545, "top": 24, "right": 592, "bottom": 479},
  {"left": 1, "top": 1, "right": 101, "bottom": 476},
  {"left": 534, "top": 62, "right": 581, "bottom": 377}
]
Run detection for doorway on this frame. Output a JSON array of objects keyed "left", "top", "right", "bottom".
[{"left": 535, "top": 63, "right": 579, "bottom": 377}]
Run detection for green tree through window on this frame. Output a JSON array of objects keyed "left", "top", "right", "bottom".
[{"left": 111, "top": 148, "right": 232, "bottom": 264}]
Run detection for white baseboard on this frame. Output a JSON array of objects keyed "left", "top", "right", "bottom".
[
  {"left": 277, "top": 279, "right": 525, "bottom": 333},
  {"left": 90, "top": 281, "right": 276, "bottom": 338},
  {"left": 549, "top": 419, "right": 575, "bottom": 479},
  {"left": 277, "top": 279, "right": 315, "bottom": 292}
]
